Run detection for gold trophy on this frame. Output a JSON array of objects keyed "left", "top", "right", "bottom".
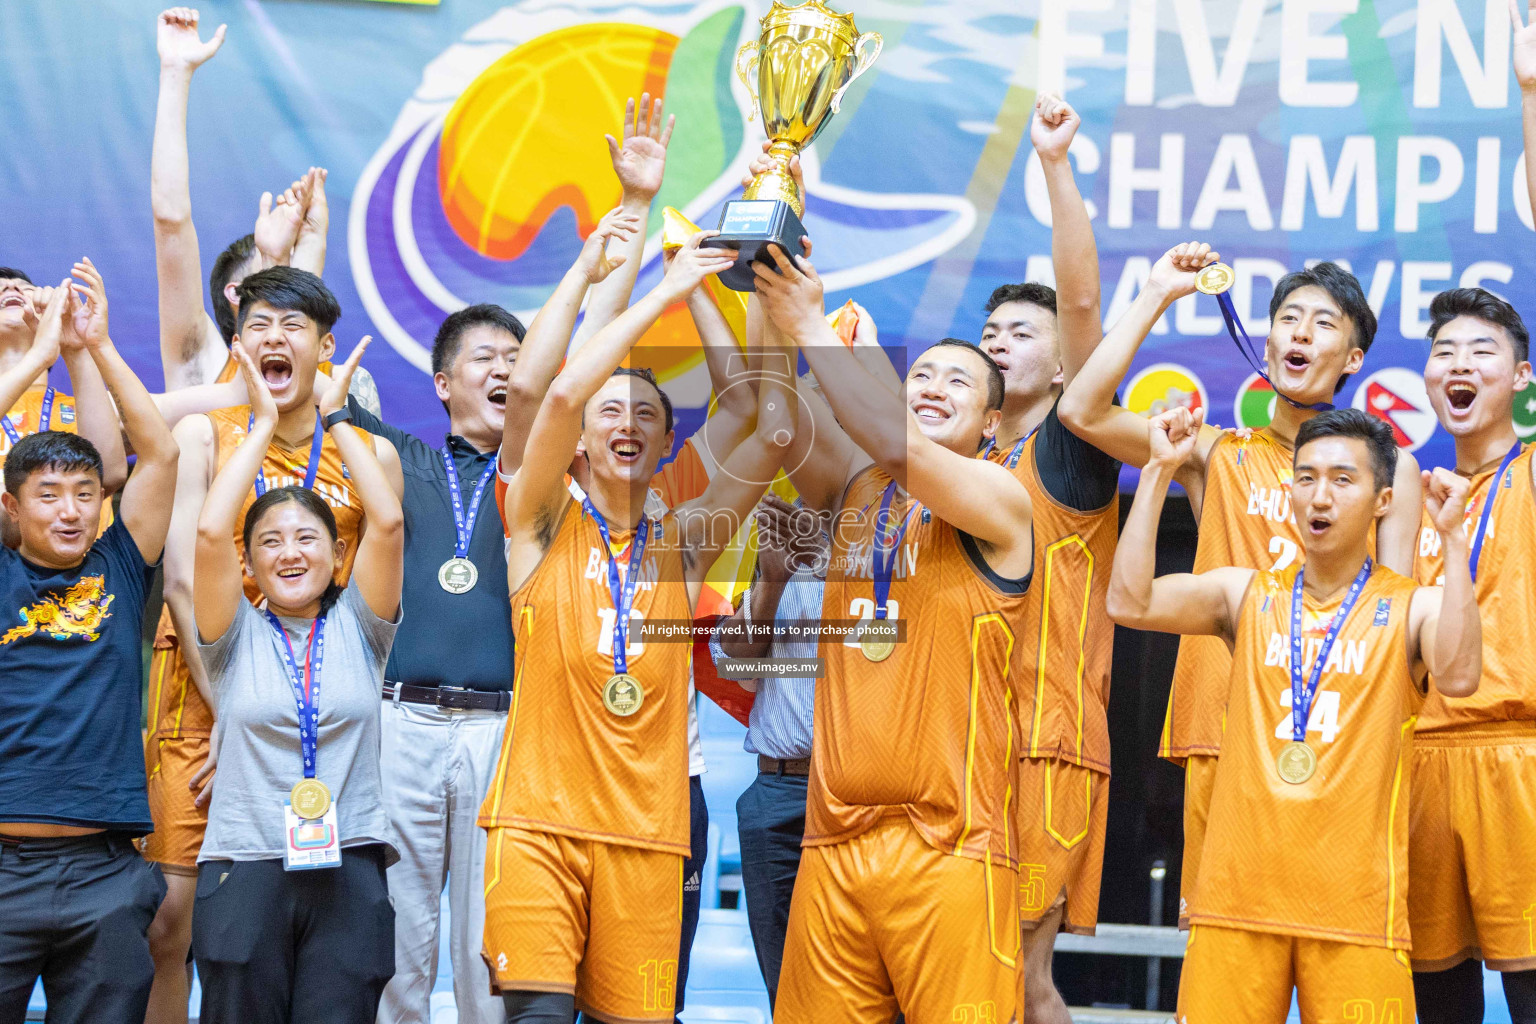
[{"left": 715, "top": 0, "right": 882, "bottom": 291}]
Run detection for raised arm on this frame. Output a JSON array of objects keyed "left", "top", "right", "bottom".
[
  {"left": 574, "top": 95, "right": 674, "bottom": 344},
  {"left": 754, "top": 246, "right": 1029, "bottom": 548},
  {"left": 194, "top": 347, "right": 270, "bottom": 643},
  {"left": 681, "top": 306, "right": 798, "bottom": 584},
  {"left": 1376, "top": 450, "right": 1423, "bottom": 576},
  {"left": 675, "top": 248, "right": 757, "bottom": 462},
  {"left": 1412, "top": 468, "right": 1481, "bottom": 696},
  {"left": 498, "top": 207, "right": 640, "bottom": 478},
  {"left": 319, "top": 341, "right": 403, "bottom": 620},
  {"left": 68, "top": 261, "right": 179, "bottom": 562},
  {"left": 152, "top": 6, "right": 227, "bottom": 390},
  {"left": 1514, "top": 0, "right": 1536, "bottom": 218},
  {"left": 0, "top": 285, "right": 65, "bottom": 424},
  {"left": 1032, "top": 93, "right": 1100, "bottom": 385},
  {"left": 59, "top": 261, "right": 127, "bottom": 493},
  {"left": 291, "top": 167, "right": 328, "bottom": 276},
  {"left": 1057, "top": 242, "right": 1224, "bottom": 471},
  {"left": 508, "top": 232, "right": 736, "bottom": 543},
  {"left": 1106, "top": 406, "right": 1253, "bottom": 640}
]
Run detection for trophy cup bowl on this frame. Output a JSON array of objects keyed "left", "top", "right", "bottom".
[{"left": 714, "top": 0, "right": 881, "bottom": 291}]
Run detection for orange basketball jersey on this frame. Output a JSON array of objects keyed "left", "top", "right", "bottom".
[
  {"left": 1413, "top": 445, "right": 1536, "bottom": 731},
  {"left": 1163, "top": 430, "right": 1304, "bottom": 761},
  {"left": 1190, "top": 564, "right": 1423, "bottom": 949},
  {"left": 995, "top": 434, "right": 1118, "bottom": 773},
  {"left": 803, "top": 467, "right": 1027, "bottom": 866},
  {"left": 1, "top": 384, "right": 81, "bottom": 453},
  {"left": 478, "top": 497, "right": 693, "bottom": 856},
  {"left": 147, "top": 406, "right": 369, "bottom": 741}
]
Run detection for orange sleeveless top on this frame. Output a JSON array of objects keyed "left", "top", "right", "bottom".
[
  {"left": 1190, "top": 564, "right": 1422, "bottom": 948},
  {"left": 1164, "top": 430, "right": 1305, "bottom": 761},
  {"left": 995, "top": 435, "right": 1118, "bottom": 773},
  {"left": 1413, "top": 445, "right": 1536, "bottom": 731},
  {"left": 478, "top": 497, "right": 693, "bottom": 855},
  {"left": 803, "top": 467, "right": 1028, "bottom": 866}
]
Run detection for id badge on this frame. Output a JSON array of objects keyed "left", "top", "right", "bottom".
[{"left": 283, "top": 800, "right": 341, "bottom": 871}]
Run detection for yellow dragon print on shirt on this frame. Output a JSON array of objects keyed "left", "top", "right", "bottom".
[{"left": 0, "top": 575, "right": 114, "bottom": 644}]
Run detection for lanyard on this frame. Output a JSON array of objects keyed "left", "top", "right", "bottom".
[
  {"left": 442, "top": 446, "right": 497, "bottom": 559},
  {"left": 264, "top": 611, "right": 327, "bottom": 780},
  {"left": 1468, "top": 444, "right": 1521, "bottom": 582},
  {"left": 1214, "top": 292, "right": 1333, "bottom": 412},
  {"left": 872, "top": 481, "right": 919, "bottom": 621},
  {"left": 982, "top": 424, "right": 1038, "bottom": 470},
  {"left": 1288, "top": 558, "right": 1372, "bottom": 742},
  {"left": 2, "top": 387, "right": 55, "bottom": 445},
  {"left": 250, "top": 409, "right": 324, "bottom": 497},
  {"left": 582, "top": 498, "right": 651, "bottom": 675}
]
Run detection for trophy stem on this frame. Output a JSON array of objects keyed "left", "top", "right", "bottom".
[{"left": 741, "top": 140, "right": 804, "bottom": 218}]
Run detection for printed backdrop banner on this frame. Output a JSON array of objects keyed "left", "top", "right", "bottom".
[{"left": 3, "top": 0, "right": 1533, "bottom": 477}]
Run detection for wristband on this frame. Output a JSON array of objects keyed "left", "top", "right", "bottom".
[{"left": 322, "top": 407, "right": 353, "bottom": 430}]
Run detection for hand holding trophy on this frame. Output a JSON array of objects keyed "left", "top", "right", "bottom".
[{"left": 713, "top": 0, "right": 882, "bottom": 291}]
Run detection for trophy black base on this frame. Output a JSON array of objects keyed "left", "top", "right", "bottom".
[{"left": 713, "top": 199, "right": 807, "bottom": 292}]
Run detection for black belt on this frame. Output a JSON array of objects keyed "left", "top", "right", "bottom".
[
  {"left": 0, "top": 831, "right": 137, "bottom": 856},
  {"left": 383, "top": 683, "right": 511, "bottom": 712}
]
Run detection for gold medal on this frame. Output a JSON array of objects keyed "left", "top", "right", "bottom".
[
  {"left": 290, "top": 778, "right": 332, "bottom": 820},
  {"left": 1276, "top": 741, "right": 1317, "bottom": 785},
  {"left": 602, "top": 673, "right": 645, "bottom": 716},
  {"left": 1195, "top": 261, "right": 1234, "bottom": 295},
  {"left": 858, "top": 623, "right": 895, "bottom": 663},
  {"left": 438, "top": 556, "right": 478, "bottom": 594}
]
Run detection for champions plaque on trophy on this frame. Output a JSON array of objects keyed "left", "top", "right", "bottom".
[{"left": 714, "top": 0, "right": 882, "bottom": 291}]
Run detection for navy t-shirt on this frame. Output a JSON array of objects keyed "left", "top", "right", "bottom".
[{"left": 0, "top": 520, "right": 157, "bottom": 833}]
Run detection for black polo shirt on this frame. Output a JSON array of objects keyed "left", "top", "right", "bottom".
[{"left": 348, "top": 399, "right": 513, "bottom": 692}]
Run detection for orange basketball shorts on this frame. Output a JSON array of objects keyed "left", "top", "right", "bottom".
[
  {"left": 142, "top": 735, "right": 210, "bottom": 873},
  {"left": 1409, "top": 726, "right": 1536, "bottom": 971},
  {"left": 1179, "top": 753, "right": 1219, "bottom": 928},
  {"left": 1179, "top": 925, "right": 1413, "bottom": 1024},
  {"left": 481, "top": 827, "right": 683, "bottom": 1023},
  {"left": 1015, "top": 757, "right": 1108, "bottom": 936},
  {"left": 775, "top": 817, "right": 1017, "bottom": 1024}
]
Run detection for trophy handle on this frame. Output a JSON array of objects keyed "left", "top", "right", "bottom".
[
  {"left": 830, "top": 31, "right": 883, "bottom": 114},
  {"left": 735, "top": 41, "right": 761, "bottom": 122}
]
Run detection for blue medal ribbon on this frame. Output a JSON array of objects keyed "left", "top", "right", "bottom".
[
  {"left": 1288, "top": 558, "right": 1373, "bottom": 743},
  {"left": 442, "top": 446, "right": 497, "bottom": 559},
  {"left": 982, "top": 424, "right": 1038, "bottom": 470},
  {"left": 1467, "top": 444, "right": 1521, "bottom": 583},
  {"left": 249, "top": 409, "right": 324, "bottom": 497},
  {"left": 264, "top": 611, "right": 327, "bottom": 781},
  {"left": 2, "top": 386, "right": 55, "bottom": 445},
  {"left": 1214, "top": 292, "right": 1333, "bottom": 413},
  {"left": 871, "top": 481, "right": 919, "bottom": 621},
  {"left": 582, "top": 498, "right": 651, "bottom": 675}
]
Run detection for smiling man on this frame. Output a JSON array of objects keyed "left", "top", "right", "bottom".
[
  {"left": 333, "top": 304, "right": 528, "bottom": 1024},
  {"left": 1059, "top": 244, "right": 1423, "bottom": 924},
  {"left": 1109, "top": 406, "right": 1479, "bottom": 1022},
  {"left": 751, "top": 241, "right": 1034, "bottom": 1023},
  {"left": 144, "top": 267, "right": 401, "bottom": 991},
  {"left": 0, "top": 261, "right": 180, "bottom": 1024},
  {"left": 1407, "top": 288, "right": 1536, "bottom": 1023}
]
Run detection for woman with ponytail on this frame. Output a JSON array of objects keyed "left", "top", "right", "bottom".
[{"left": 189, "top": 339, "right": 404, "bottom": 1024}]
